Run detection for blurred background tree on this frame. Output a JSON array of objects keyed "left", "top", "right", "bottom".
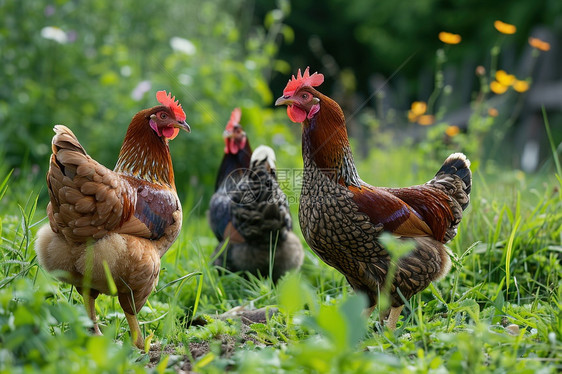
[{"left": 1, "top": 0, "right": 561, "bottom": 210}]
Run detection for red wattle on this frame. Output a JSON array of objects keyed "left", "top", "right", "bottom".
[
  {"left": 162, "top": 126, "right": 176, "bottom": 139},
  {"left": 168, "top": 127, "right": 180, "bottom": 140},
  {"left": 228, "top": 140, "right": 239, "bottom": 154},
  {"left": 287, "top": 106, "right": 306, "bottom": 123}
]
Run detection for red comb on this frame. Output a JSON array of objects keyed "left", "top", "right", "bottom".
[
  {"left": 283, "top": 67, "right": 324, "bottom": 96},
  {"left": 156, "top": 90, "right": 186, "bottom": 122},
  {"left": 225, "top": 107, "right": 241, "bottom": 132}
]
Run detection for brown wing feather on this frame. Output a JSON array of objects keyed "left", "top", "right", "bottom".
[
  {"left": 349, "top": 184, "right": 434, "bottom": 238},
  {"left": 47, "top": 125, "right": 149, "bottom": 242},
  {"left": 121, "top": 176, "right": 179, "bottom": 240},
  {"left": 383, "top": 186, "right": 454, "bottom": 242}
]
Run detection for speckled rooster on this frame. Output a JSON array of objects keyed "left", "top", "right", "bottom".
[
  {"left": 35, "top": 91, "right": 190, "bottom": 349},
  {"left": 275, "top": 68, "right": 471, "bottom": 329}
]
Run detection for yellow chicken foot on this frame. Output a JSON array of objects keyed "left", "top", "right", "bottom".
[
  {"left": 125, "top": 312, "right": 144, "bottom": 350},
  {"left": 386, "top": 305, "right": 404, "bottom": 330}
]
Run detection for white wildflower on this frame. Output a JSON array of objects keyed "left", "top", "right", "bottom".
[
  {"left": 41, "top": 26, "right": 68, "bottom": 44},
  {"left": 170, "top": 37, "right": 196, "bottom": 55},
  {"left": 131, "top": 80, "right": 151, "bottom": 101},
  {"left": 178, "top": 74, "right": 192, "bottom": 86}
]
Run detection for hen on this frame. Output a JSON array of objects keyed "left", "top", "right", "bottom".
[
  {"left": 35, "top": 91, "right": 190, "bottom": 348},
  {"left": 275, "top": 68, "right": 471, "bottom": 329},
  {"left": 211, "top": 145, "right": 304, "bottom": 281},
  {"left": 209, "top": 108, "right": 252, "bottom": 243}
]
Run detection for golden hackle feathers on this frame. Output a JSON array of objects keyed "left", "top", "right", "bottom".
[{"left": 115, "top": 108, "right": 176, "bottom": 187}]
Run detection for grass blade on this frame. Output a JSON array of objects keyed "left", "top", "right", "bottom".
[
  {"left": 0, "top": 170, "right": 13, "bottom": 202},
  {"left": 542, "top": 106, "right": 562, "bottom": 177},
  {"left": 505, "top": 216, "right": 521, "bottom": 300}
]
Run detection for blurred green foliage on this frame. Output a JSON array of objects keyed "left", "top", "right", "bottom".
[{"left": 0, "top": 0, "right": 299, "bottom": 207}]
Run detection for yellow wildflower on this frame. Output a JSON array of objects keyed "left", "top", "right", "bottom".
[
  {"left": 513, "top": 80, "right": 530, "bottom": 93},
  {"left": 494, "top": 20, "right": 516, "bottom": 34},
  {"left": 488, "top": 108, "right": 499, "bottom": 117},
  {"left": 417, "top": 115, "right": 434, "bottom": 126},
  {"left": 528, "top": 37, "right": 550, "bottom": 51},
  {"left": 408, "top": 101, "right": 428, "bottom": 123},
  {"left": 411, "top": 101, "right": 427, "bottom": 116},
  {"left": 490, "top": 81, "right": 508, "bottom": 94},
  {"left": 438, "top": 32, "right": 461, "bottom": 45},
  {"left": 495, "top": 70, "right": 515, "bottom": 86},
  {"left": 445, "top": 125, "right": 460, "bottom": 137}
]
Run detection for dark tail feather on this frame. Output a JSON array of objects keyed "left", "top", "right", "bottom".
[{"left": 434, "top": 152, "right": 472, "bottom": 210}]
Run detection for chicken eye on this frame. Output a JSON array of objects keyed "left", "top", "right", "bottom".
[
  {"left": 301, "top": 93, "right": 309, "bottom": 100},
  {"left": 159, "top": 112, "right": 168, "bottom": 119}
]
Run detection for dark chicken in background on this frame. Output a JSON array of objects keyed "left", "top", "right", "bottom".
[
  {"left": 212, "top": 145, "right": 304, "bottom": 281},
  {"left": 209, "top": 109, "right": 303, "bottom": 281},
  {"left": 209, "top": 108, "right": 252, "bottom": 243},
  {"left": 275, "top": 68, "right": 471, "bottom": 328},
  {"left": 35, "top": 91, "right": 190, "bottom": 349}
]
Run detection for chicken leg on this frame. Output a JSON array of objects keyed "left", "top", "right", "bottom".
[
  {"left": 363, "top": 304, "right": 404, "bottom": 330},
  {"left": 385, "top": 305, "right": 404, "bottom": 330},
  {"left": 125, "top": 312, "right": 144, "bottom": 350},
  {"left": 79, "top": 288, "right": 103, "bottom": 335},
  {"left": 85, "top": 295, "right": 103, "bottom": 335}
]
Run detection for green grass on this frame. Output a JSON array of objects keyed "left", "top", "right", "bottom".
[{"left": 0, "top": 146, "right": 561, "bottom": 373}]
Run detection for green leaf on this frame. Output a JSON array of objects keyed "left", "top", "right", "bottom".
[
  {"left": 278, "top": 272, "right": 315, "bottom": 316},
  {"left": 339, "top": 294, "right": 368, "bottom": 347},
  {"left": 379, "top": 233, "right": 416, "bottom": 259},
  {"left": 316, "top": 304, "right": 348, "bottom": 351},
  {"left": 193, "top": 352, "right": 216, "bottom": 371},
  {"left": 156, "top": 354, "right": 169, "bottom": 374}
]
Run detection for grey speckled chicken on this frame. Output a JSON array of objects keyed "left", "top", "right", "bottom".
[
  {"left": 212, "top": 146, "right": 304, "bottom": 281},
  {"left": 275, "top": 68, "right": 471, "bottom": 329}
]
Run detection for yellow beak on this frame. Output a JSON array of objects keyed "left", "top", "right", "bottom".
[{"left": 275, "top": 96, "right": 293, "bottom": 106}]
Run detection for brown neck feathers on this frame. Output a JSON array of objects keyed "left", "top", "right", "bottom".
[
  {"left": 302, "top": 92, "right": 361, "bottom": 187},
  {"left": 114, "top": 110, "right": 175, "bottom": 188}
]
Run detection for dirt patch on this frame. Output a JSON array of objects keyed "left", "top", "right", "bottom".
[
  {"left": 146, "top": 308, "right": 276, "bottom": 373},
  {"left": 192, "top": 306, "right": 279, "bottom": 326}
]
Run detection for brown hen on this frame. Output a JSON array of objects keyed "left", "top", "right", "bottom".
[
  {"left": 35, "top": 91, "right": 190, "bottom": 348},
  {"left": 275, "top": 68, "right": 471, "bottom": 329}
]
